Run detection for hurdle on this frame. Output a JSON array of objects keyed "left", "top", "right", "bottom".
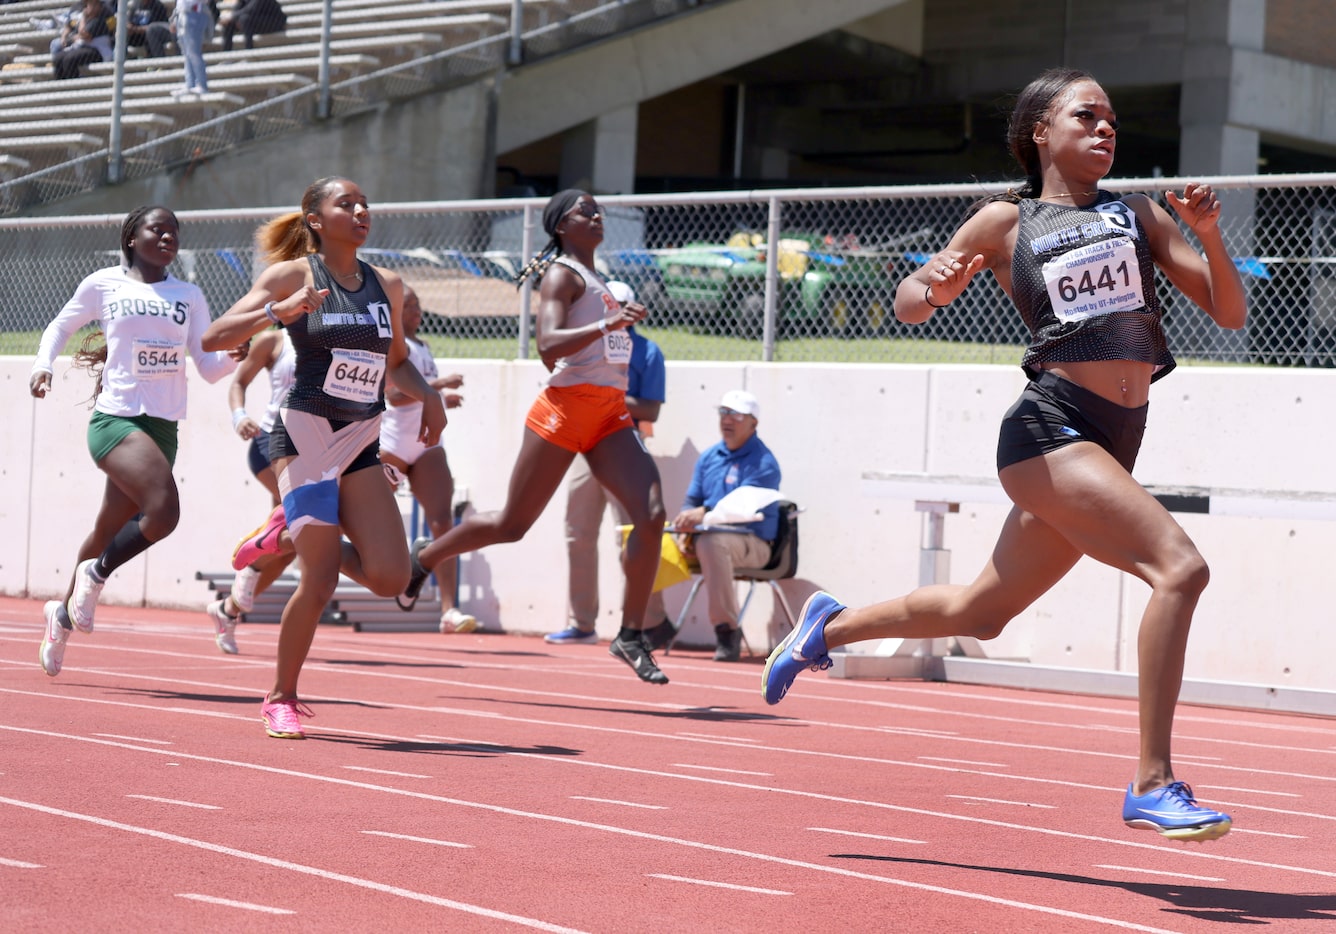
[{"left": 832, "top": 471, "right": 1336, "bottom": 717}]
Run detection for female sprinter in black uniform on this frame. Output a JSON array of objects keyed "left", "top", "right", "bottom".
[
  {"left": 203, "top": 176, "right": 446, "bottom": 738},
  {"left": 762, "top": 68, "right": 1246, "bottom": 842}
]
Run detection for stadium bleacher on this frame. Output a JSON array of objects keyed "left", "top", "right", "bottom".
[{"left": 0, "top": 0, "right": 561, "bottom": 205}]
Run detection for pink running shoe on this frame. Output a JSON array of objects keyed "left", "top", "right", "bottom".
[
  {"left": 232, "top": 505, "right": 286, "bottom": 571},
  {"left": 261, "top": 698, "right": 313, "bottom": 739}
]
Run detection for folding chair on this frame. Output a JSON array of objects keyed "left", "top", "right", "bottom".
[{"left": 664, "top": 500, "right": 800, "bottom": 656}]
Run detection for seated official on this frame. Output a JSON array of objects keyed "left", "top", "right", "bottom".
[{"left": 671, "top": 389, "right": 781, "bottom": 662}]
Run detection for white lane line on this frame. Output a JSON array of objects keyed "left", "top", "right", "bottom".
[
  {"left": 1173, "top": 754, "right": 1223, "bottom": 762},
  {"left": 5, "top": 736, "right": 1329, "bottom": 931},
  {"left": 1094, "top": 865, "right": 1226, "bottom": 883},
  {"left": 677, "top": 732, "right": 764, "bottom": 743},
  {"left": 126, "top": 795, "right": 221, "bottom": 810},
  {"left": 176, "top": 893, "right": 295, "bottom": 915},
  {"left": 918, "top": 756, "right": 1008, "bottom": 768},
  {"left": 0, "top": 857, "right": 42, "bottom": 868},
  {"left": 342, "top": 766, "right": 431, "bottom": 779},
  {"left": 947, "top": 795, "right": 1056, "bottom": 809},
  {"left": 5, "top": 657, "right": 1332, "bottom": 787},
  {"left": 361, "top": 830, "right": 471, "bottom": 848},
  {"left": 1196, "top": 785, "right": 1299, "bottom": 798},
  {"left": 570, "top": 796, "right": 667, "bottom": 810},
  {"left": 9, "top": 685, "right": 1336, "bottom": 832},
  {"left": 648, "top": 874, "right": 791, "bottom": 895},
  {"left": 670, "top": 764, "right": 772, "bottom": 777},
  {"left": 1, "top": 632, "right": 1332, "bottom": 760},
  {"left": 2, "top": 797, "right": 585, "bottom": 933},
  {"left": 94, "top": 734, "right": 173, "bottom": 745},
  {"left": 807, "top": 827, "right": 927, "bottom": 846},
  {"left": 1230, "top": 828, "right": 1307, "bottom": 839}
]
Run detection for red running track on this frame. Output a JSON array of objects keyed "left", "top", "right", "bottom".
[{"left": 2, "top": 594, "right": 1334, "bottom": 933}]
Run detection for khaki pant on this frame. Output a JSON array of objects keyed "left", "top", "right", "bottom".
[
  {"left": 565, "top": 454, "right": 667, "bottom": 629},
  {"left": 691, "top": 528, "right": 772, "bottom": 628}
]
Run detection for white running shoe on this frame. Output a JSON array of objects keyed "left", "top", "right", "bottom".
[
  {"left": 231, "top": 565, "right": 261, "bottom": 613},
  {"left": 440, "top": 607, "right": 478, "bottom": 634},
  {"left": 40, "top": 600, "right": 69, "bottom": 677},
  {"left": 67, "top": 559, "right": 104, "bottom": 633},
  {"left": 207, "top": 599, "right": 239, "bottom": 655}
]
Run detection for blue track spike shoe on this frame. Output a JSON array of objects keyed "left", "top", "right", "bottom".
[
  {"left": 1122, "top": 781, "right": 1232, "bottom": 842},
  {"left": 761, "top": 590, "right": 842, "bottom": 705}
]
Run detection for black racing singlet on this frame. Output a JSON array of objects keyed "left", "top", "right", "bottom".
[
  {"left": 1012, "top": 193, "right": 1175, "bottom": 381},
  {"left": 282, "top": 255, "right": 394, "bottom": 421}
]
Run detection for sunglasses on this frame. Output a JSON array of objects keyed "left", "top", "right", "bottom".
[
  {"left": 717, "top": 407, "right": 751, "bottom": 418},
  {"left": 567, "top": 201, "right": 603, "bottom": 219}
]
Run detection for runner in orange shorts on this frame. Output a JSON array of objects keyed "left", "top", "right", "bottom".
[{"left": 401, "top": 189, "right": 670, "bottom": 684}]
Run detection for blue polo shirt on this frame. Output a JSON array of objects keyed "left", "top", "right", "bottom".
[
  {"left": 627, "top": 326, "right": 665, "bottom": 403},
  {"left": 683, "top": 433, "right": 782, "bottom": 541}
]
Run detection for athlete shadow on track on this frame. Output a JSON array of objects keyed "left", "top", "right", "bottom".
[
  {"left": 460, "top": 696, "right": 786, "bottom": 723},
  {"left": 830, "top": 855, "right": 1336, "bottom": 924},
  {"left": 311, "top": 734, "right": 582, "bottom": 758},
  {"left": 108, "top": 686, "right": 388, "bottom": 710},
  {"left": 321, "top": 658, "right": 472, "bottom": 669}
]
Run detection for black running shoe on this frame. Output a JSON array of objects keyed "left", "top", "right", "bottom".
[
  {"left": 609, "top": 635, "right": 669, "bottom": 684},
  {"left": 396, "top": 537, "right": 431, "bottom": 611}
]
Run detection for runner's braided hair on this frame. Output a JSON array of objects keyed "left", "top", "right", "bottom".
[{"left": 513, "top": 188, "right": 587, "bottom": 289}]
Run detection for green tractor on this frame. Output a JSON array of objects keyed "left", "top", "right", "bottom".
[{"left": 651, "top": 228, "right": 932, "bottom": 338}]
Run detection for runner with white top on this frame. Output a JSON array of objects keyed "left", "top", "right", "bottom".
[
  {"left": 206, "top": 326, "right": 298, "bottom": 654},
  {"left": 379, "top": 284, "right": 474, "bottom": 633},
  {"left": 32, "top": 205, "right": 248, "bottom": 677}
]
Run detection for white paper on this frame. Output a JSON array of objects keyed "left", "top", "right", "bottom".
[{"left": 702, "top": 486, "right": 787, "bottom": 525}]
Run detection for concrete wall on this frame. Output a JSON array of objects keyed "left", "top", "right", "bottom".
[
  {"left": 7, "top": 356, "right": 1336, "bottom": 692},
  {"left": 30, "top": 80, "right": 499, "bottom": 215}
]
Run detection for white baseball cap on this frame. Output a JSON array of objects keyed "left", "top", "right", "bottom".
[
  {"left": 606, "top": 280, "right": 636, "bottom": 304},
  {"left": 719, "top": 389, "right": 760, "bottom": 419}
]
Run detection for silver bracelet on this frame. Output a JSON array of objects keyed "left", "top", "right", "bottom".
[{"left": 263, "top": 301, "right": 280, "bottom": 324}]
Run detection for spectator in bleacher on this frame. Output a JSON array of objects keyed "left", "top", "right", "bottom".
[
  {"left": 31, "top": 206, "right": 248, "bottom": 677},
  {"left": 219, "top": 0, "right": 286, "bottom": 52},
  {"left": 122, "top": 0, "right": 169, "bottom": 56},
  {"left": 143, "top": 1, "right": 218, "bottom": 58},
  {"left": 49, "top": 0, "right": 111, "bottom": 80},
  {"left": 169, "top": 0, "right": 213, "bottom": 94}
]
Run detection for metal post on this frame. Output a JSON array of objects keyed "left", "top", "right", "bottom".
[
  {"left": 107, "top": 0, "right": 132, "bottom": 183},
  {"left": 762, "top": 195, "right": 781, "bottom": 361},
  {"left": 317, "top": 0, "right": 333, "bottom": 119},
  {"left": 518, "top": 203, "right": 535, "bottom": 359},
  {"left": 732, "top": 83, "right": 746, "bottom": 181},
  {"left": 508, "top": 0, "right": 523, "bottom": 66}
]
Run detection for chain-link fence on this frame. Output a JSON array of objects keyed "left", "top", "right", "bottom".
[{"left": 4, "top": 173, "right": 1335, "bottom": 366}]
